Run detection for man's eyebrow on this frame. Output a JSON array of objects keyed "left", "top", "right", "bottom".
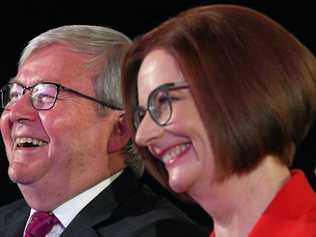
[
  {"left": 9, "top": 77, "right": 16, "bottom": 83},
  {"left": 9, "top": 76, "right": 46, "bottom": 84}
]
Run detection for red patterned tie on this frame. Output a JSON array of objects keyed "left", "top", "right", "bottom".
[{"left": 24, "top": 211, "right": 60, "bottom": 237}]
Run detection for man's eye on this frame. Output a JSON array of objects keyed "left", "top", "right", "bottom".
[
  {"left": 9, "top": 91, "right": 21, "bottom": 101},
  {"left": 36, "top": 93, "right": 55, "bottom": 103}
]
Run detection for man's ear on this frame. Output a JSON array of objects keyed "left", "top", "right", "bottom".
[{"left": 107, "top": 112, "right": 131, "bottom": 153}]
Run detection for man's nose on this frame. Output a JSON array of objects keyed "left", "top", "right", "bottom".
[{"left": 7, "top": 94, "right": 37, "bottom": 123}]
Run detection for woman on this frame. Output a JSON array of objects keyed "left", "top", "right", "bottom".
[{"left": 122, "top": 5, "right": 316, "bottom": 236}]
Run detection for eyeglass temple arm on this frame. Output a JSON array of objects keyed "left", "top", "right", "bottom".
[{"left": 61, "top": 86, "right": 123, "bottom": 111}]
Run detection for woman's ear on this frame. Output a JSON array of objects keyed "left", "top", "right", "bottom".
[{"left": 107, "top": 112, "right": 131, "bottom": 153}]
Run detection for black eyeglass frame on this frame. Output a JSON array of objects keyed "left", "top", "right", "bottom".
[
  {"left": 133, "top": 81, "right": 189, "bottom": 129},
  {"left": 0, "top": 81, "right": 122, "bottom": 111}
]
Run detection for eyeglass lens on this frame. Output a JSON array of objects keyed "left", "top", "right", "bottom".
[
  {"left": 1, "top": 83, "right": 58, "bottom": 110},
  {"left": 149, "top": 89, "right": 172, "bottom": 125}
]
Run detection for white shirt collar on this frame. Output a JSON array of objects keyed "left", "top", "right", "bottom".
[{"left": 26, "top": 170, "right": 123, "bottom": 231}]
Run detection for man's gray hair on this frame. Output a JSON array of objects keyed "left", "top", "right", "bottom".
[{"left": 19, "top": 25, "right": 143, "bottom": 177}]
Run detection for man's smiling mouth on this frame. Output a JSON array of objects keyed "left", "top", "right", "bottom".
[{"left": 15, "top": 137, "right": 48, "bottom": 148}]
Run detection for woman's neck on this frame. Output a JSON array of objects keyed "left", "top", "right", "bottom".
[{"left": 189, "top": 156, "right": 291, "bottom": 237}]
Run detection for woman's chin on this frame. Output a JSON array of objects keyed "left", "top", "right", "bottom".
[{"left": 168, "top": 174, "right": 190, "bottom": 193}]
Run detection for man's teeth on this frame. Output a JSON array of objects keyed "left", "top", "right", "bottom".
[
  {"left": 162, "top": 144, "right": 190, "bottom": 164},
  {"left": 15, "top": 137, "right": 48, "bottom": 147}
]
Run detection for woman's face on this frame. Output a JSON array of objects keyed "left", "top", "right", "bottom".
[{"left": 135, "top": 49, "right": 215, "bottom": 193}]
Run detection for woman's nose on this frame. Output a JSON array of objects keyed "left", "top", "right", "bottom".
[{"left": 135, "top": 112, "right": 164, "bottom": 147}]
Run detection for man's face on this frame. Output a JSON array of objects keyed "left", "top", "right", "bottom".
[{"left": 0, "top": 44, "right": 115, "bottom": 199}]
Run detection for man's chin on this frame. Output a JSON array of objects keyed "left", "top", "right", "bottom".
[{"left": 8, "top": 164, "right": 36, "bottom": 185}]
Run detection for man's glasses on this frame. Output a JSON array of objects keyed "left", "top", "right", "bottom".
[
  {"left": 0, "top": 82, "right": 122, "bottom": 111},
  {"left": 133, "top": 81, "right": 189, "bottom": 129}
]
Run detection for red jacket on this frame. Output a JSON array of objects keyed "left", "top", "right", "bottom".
[{"left": 210, "top": 170, "right": 316, "bottom": 237}]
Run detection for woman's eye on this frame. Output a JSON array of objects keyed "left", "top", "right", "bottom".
[
  {"left": 157, "top": 95, "right": 171, "bottom": 104},
  {"left": 138, "top": 109, "right": 146, "bottom": 119},
  {"left": 135, "top": 107, "right": 146, "bottom": 122},
  {"left": 158, "top": 94, "right": 180, "bottom": 104}
]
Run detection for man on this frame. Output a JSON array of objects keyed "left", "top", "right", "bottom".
[{"left": 0, "top": 25, "right": 207, "bottom": 236}]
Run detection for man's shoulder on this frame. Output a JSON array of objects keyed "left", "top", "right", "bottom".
[
  {"left": 104, "top": 184, "right": 209, "bottom": 236},
  {"left": 69, "top": 170, "right": 209, "bottom": 236},
  {"left": 118, "top": 184, "right": 187, "bottom": 218},
  {"left": 107, "top": 169, "right": 190, "bottom": 219},
  {"left": 0, "top": 199, "right": 29, "bottom": 232},
  {"left": 0, "top": 199, "right": 28, "bottom": 217}
]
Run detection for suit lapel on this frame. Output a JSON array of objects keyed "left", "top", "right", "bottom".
[{"left": 61, "top": 169, "right": 139, "bottom": 236}]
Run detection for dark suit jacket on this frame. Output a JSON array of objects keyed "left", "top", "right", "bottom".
[{"left": 0, "top": 169, "right": 208, "bottom": 236}]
